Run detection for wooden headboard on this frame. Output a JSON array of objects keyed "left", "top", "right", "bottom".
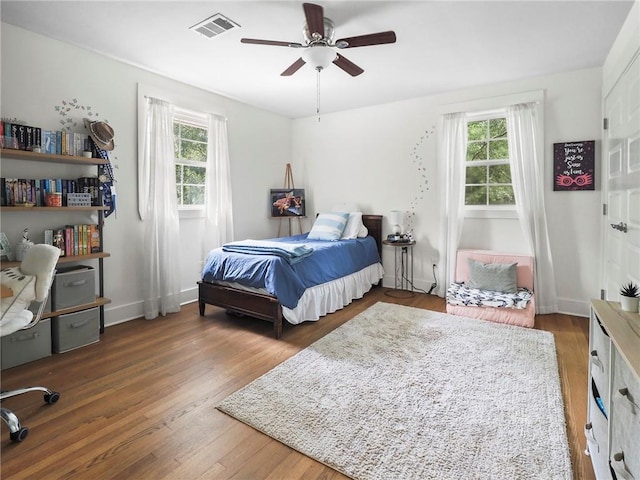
[{"left": 362, "top": 214, "right": 383, "bottom": 259}]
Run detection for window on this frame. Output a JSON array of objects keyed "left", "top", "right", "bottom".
[
  {"left": 173, "top": 109, "right": 208, "bottom": 208},
  {"left": 464, "top": 115, "right": 515, "bottom": 207}
]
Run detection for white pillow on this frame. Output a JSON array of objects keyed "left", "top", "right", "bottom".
[
  {"left": 357, "top": 224, "right": 369, "bottom": 238},
  {"left": 307, "top": 212, "right": 350, "bottom": 241},
  {"left": 341, "top": 212, "right": 364, "bottom": 240}
]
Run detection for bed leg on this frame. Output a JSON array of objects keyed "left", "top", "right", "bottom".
[
  {"left": 274, "top": 305, "right": 283, "bottom": 339},
  {"left": 274, "top": 318, "right": 282, "bottom": 339},
  {"left": 199, "top": 301, "right": 205, "bottom": 316}
]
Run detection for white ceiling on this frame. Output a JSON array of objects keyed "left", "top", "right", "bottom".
[{"left": 1, "top": 1, "right": 635, "bottom": 119}]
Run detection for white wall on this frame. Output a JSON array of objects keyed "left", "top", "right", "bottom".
[
  {"left": 1, "top": 23, "right": 292, "bottom": 326},
  {"left": 293, "top": 67, "right": 604, "bottom": 316},
  {"left": 2, "top": 17, "right": 620, "bottom": 322},
  {"left": 603, "top": 1, "right": 640, "bottom": 98}
]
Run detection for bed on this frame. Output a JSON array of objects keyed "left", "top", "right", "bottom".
[{"left": 198, "top": 214, "right": 383, "bottom": 338}]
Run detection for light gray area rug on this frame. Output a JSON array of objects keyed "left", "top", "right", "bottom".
[{"left": 217, "top": 302, "right": 573, "bottom": 480}]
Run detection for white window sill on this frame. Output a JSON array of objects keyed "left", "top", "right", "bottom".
[
  {"left": 178, "top": 207, "right": 205, "bottom": 219},
  {"left": 464, "top": 207, "right": 518, "bottom": 219}
]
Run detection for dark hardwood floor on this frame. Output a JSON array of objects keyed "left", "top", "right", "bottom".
[{"left": 1, "top": 289, "right": 594, "bottom": 479}]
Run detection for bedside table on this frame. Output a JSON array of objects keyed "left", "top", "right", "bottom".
[{"left": 382, "top": 239, "right": 416, "bottom": 297}]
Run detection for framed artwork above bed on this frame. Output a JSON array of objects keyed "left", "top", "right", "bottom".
[{"left": 270, "top": 189, "right": 305, "bottom": 217}]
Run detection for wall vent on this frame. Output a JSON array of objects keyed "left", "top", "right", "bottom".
[{"left": 189, "top": 13, "right": 239, "bottom": 38}]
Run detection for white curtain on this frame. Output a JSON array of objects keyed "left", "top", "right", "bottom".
[
  {"left": 507, "top": 103, "right": 558, "bottom": 314},
  {"left": 440, "top": 112, "right": 468, "bottom": 292},
  {"left": 141, "top": 97, "right": 181, "bottom": 319},
  {"left": 203, "top": 114, "right": 234, "bottom": 256}
]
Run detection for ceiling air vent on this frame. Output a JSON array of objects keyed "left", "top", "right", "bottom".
[{"left": 189, "top": 13, "right": 239, "bottom": 38}]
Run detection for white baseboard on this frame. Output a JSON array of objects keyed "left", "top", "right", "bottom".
[
  {"left": 556, "top": 297, "right": 590, "bottom": 318},
  {"left": 103, "top": 286, "right": 199, "bottom": 328}
]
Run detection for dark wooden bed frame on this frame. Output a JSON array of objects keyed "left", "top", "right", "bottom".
[{"left": 198, "top": 214, "right": 383, "bottom": 339}]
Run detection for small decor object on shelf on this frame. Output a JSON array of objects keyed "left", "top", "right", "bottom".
[
  {"left": 45, "top": 192, "right": 62, "bottom": 207},
  {"left": 15, "top": 228, "right": 34, "bottom": 261},
  {"left": 53, "top": 230, "right": 65, "bottom": 257},
  {"left": 0, "top": 232, "right": 14, "bottom": 261},
  {"left": 619, "top": 281, "right": 640, "bottom": 312}
]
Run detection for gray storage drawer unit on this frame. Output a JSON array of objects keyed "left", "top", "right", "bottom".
[
  {"left": 51, "top": 265, "right": 95, "bottom": 310},
  {"left": 52, "top": 308, "right": 100, "bottom": 353},
  {"left": 1, "top": 318, "right": 52, "bottom": 369}
]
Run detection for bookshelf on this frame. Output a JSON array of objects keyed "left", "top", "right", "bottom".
[
  {"left": 585, "top": 300, "right": 640, "bottom": 479},
  {"left": 0, "top": 148, "right": 109, "bottom": 165},
  {"left": 0, "top": 147, "right": 110, "bottom": 333}
]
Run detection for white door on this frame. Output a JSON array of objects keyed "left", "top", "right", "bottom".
[{"left": 603, "top": 52, "right": 640, "bottom": 301}]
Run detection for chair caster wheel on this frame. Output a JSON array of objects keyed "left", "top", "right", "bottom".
[
  {"left": 10, "top": 427, "right": 29, "bottom": 442},
  {"left": 44, "top": 392, "right": 60, "bottom": 404}
]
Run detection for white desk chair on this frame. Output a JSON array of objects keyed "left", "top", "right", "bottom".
[{"left": 1, "top": 244, "right": 61, "bottom": 442}]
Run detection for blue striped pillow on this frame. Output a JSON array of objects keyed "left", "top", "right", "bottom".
[{"left": 307, "top": 212, "right": 350, "bottom": 241}]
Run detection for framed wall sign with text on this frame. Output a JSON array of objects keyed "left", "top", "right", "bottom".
[{"left": 553, "top": 140, "right": 595, "bottom": 191}]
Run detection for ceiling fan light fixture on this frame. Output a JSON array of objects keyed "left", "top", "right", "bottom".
[
  {"left": 303, "top": 17, "right": 335, "bottom": 43},
  {"left": 302, "top": 46, "right": 337, "bottom": 70}
]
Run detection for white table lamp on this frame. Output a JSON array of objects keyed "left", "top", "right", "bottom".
[{"left": 389, "top": 210, "right": 403, "bottom": 234}]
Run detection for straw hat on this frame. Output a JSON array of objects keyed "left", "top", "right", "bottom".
[{"left": 83, "top": 118, "right": 114, "bottom": 151}]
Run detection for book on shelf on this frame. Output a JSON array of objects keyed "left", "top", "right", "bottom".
[
  {"left": 2, "top": 176, "right": 102, "bottom": 206},
  {"left": 1, "top": 178, "right": 37, "bottom": 205},
  {"left": 57, "top": 224, "right": 100, "bottom": 256},
  {"left": 89, "top": 224, "right": 101, "bottom": 253},
  {"left": 2, "top": 120, "right": 89, "bottom": 155},
  {"left": 0, "top": 221, "right": 100, "bottom": 257}
]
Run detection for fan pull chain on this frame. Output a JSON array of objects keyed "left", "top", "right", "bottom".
[{"left": 316, "top": 68, "right": 321, "bottom": 122}]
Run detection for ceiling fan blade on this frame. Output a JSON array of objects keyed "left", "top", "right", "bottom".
[
  {"left": 241, "top": 38, "right": 303, "bottom": 48},
  {"left": 281, "top": 58, "right": 306, "bottom": 76},
  {"left": 335, "top": 31, "right": 397, "bottom": 48},
  {"left": 333, "top": 54, "right": 364, "bottom": 77},
  {"left": 303, "top": 3, "right": 325, "bottom": 38}
]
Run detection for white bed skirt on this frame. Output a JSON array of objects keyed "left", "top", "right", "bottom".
[
  {"left": 283, "top": 263, "right": 384, "bottom": 325},
  {"left": 214, "top": 263, "right": 384, "bottom": 325}
]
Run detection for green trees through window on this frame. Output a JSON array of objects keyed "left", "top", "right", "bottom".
[
  {"left": 174, "top": 120, "right": 207, "bottom": 207},
  {"left": 465, "top": 118, "right": 515, "bottom": 206}
]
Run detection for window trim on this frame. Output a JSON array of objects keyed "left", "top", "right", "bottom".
[
  {"left": 173, "top": 107, "right": 208, "bottom": 214},
  {"left": 464, "top": 111, "right": 514, "bottom": 210}
]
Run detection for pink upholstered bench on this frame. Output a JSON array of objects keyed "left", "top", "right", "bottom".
[{"left": 446, "top": 250, "right": 535, "bottom": 328}]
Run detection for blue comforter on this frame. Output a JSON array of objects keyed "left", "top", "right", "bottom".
[{"left": 202, "top": 234, "right": 381, "bottom": 309}]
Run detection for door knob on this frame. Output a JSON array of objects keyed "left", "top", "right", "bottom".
[{"left": 610, "top": 222, "right": 628, "bottom": 233}]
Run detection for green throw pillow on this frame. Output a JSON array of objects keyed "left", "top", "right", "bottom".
[{"left": 467, "top": 259, "right": 518, "bottom": 294}]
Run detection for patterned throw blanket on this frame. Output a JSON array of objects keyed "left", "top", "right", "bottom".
[
  {"left": 222, "top": 240, "right": 313, "bottom": 265},
  {"left": 447, "top": 282, "right": 532, "bottom": 309}
]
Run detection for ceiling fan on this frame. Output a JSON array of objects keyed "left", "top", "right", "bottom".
[{"left": 241, "top": 2, "right": 396, "bottom": 77}]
